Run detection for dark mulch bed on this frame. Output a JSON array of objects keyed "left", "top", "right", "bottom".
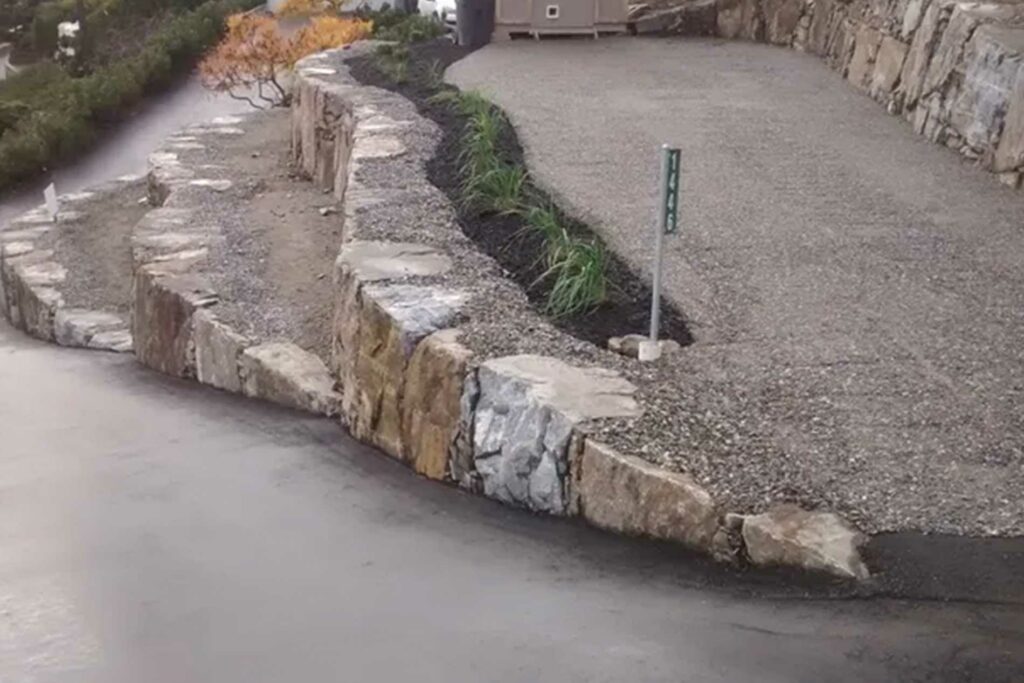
[{"left": 348, "top": 39, "right": 692, "bottom": 347}]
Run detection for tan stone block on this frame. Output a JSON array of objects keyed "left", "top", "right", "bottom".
[
  {"left": 870, "top": 36, "right": 909, "bottom": 100},
  {"left": 401, "top": 329, "right": 473, "bottom": 481},
  {"left": 575, "top": 440, "right": 719, "bottom": 550},
  {"left": 847, "top": 26, "right": 883, "bottom": 90},
  {"left": 994, "top": 72, "right": 1024, "bottom": 172},
  {"left": 131, "top": 266, "right": 217, "bottom": 378}
]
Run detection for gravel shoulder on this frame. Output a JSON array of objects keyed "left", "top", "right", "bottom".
[{"left": 448, "top": 37, "right": 1024, "bottom": 536}]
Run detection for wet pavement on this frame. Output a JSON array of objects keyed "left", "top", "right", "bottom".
[{"left": 2, "top": 320, "right": 1023, "bottom": 682}]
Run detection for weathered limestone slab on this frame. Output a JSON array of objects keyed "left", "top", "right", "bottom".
[
  {"left": 338, "top": 241, "right": 452, "bottom": 281},
  {"left": 950, "top": 25, "right": 1024, "bottom": 155},
  {"left": 921, "top": 4, "right": 980, "bottom": 97},
  {"left": 132, "top": 266, "right": 218, "bottom": 377},
  {"left": 471, "top": 355, "right": 640, "bottom": 515},
  {"left": 240, "top": 342, "right": 340, "bottom": 415},
  {"left": 291, "top": 57, "right": 356, "bottom": 198},
  {"left": 717, "top": 0, "right": 764, "bottom": 39},
  {"left": 848, "top": 26, "right": 884, "bottom": 89},
  {"left": 342, "top": 282, "right": 467, "bottom": 456},
  {"left": 400, "top": 328, "right": 473, "bottom": 480},
  {"left": 742, "top": 505, "right": 870, "bottom": 579},
  {"left": 899, "top": 0, "right": 947, "bottom": 107},
  {"left": 870, "top": 35, "right": 910, "bottom": 102},
  {"left": 573, "top": 440, "right": 719, "bottom": 550},
  {"left": 763, "top": 0, "right": 805, "bottom": 45},
  {"left": 54, "top": 309, "right": 131, "bottom": 351},
  {"left": 194, "top": 309, "right": 249, "bottom": 393},
  {"left": 995, "top": 69, "right": 1024, "bottom": 171}
]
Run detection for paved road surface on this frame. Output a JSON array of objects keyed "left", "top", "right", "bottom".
[
  {"left": 3, "top": 321, "right": 1024, "bottom": 682},
  {"left": 448, "top": 38, "right": 1024, "bottom": 537}
]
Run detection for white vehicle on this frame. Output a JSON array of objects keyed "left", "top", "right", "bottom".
[{"left": 418, "top": 0, "right": 456, "bottom": 27}]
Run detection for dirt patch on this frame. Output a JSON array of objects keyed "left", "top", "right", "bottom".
[
  {"left": 187, "top": 109, "right": 341, "bottom": 361},
  {"left": 348, "top": 40, "right": 692, "bottom": 348},
  {"left": 52, "top": 179, "right": 148, "bottom": 315}
]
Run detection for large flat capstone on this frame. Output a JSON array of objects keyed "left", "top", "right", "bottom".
[
  {"left": 336, "top": 241, "right": 451, "bottom": 282},
  {"left": 471, "top": 355, "right": 640, "bottom": 515}
]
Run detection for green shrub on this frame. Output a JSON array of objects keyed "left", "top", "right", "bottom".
[
  {"left": 461, "top": 163, "right": 525, "bottom": 215},
  {"left": 0, "top": 0, "right": 259, "bottom": 193},
  {"left": 543, "top": 239, "right": 608, "bottom": 317},
  {"left": 362, "top": 7, "right": 444, "bottom": 44}
]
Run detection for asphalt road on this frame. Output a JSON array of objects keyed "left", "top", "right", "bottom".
[
  {"left": 447, "top": 38, "right": 1024, "bottom": 538},
  {"left": 3, "top": 320, "right": 1024, "bottom": 682},
  {"left": 1, "top": 63, "right": 1022, "bottom": 683}
]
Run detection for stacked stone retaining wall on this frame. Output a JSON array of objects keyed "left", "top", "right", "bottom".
[
  {"left": 662, "top": 0, "right": 1024, "bottom": 188},
  {"left": 288, "top": 46, "right": 870, "bottom": 580}
]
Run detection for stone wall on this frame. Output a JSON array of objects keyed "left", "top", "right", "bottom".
[
  {"left": 0, "top": 180, "right": 136, "bottom": 352},
  {"left": 134, "top": 117, "right": 341, "bottom": 416},
  {"left": 290, "top": 46, "right": 871, "bottom": 580},
  {"left": 672, "top": 0, "right": 1024, "bottom": 188}
]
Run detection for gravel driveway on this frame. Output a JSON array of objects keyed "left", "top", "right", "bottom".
[{"left": 448, "top": 37, "right": 1024, "bottom": 536}]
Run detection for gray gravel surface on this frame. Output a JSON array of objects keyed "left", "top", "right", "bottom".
[
  {"left": 52, "top": 180, "right": 149, "bottom": 314},
  {"left": 448, "top": 37, "right": 1024, "bottom": 536},
  {"left": 167, "top": 109, "right": 341, "bottom": 361}
]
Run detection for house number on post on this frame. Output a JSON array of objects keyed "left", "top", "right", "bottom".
[{"left": 645, "top": 145, "right": 681, "bottom": 361}]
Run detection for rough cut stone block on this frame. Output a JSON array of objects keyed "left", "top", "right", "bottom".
[
  {"left": 400, "top": 328, "right": 473, "bottom": 481},
  {"left": 922, "top": 5, "right": 980, "bottom": 97},
  {"left": 870, "top": 36, "right": 910, "bottom": 101},
  {"left": 470, "top": 355, "right": 640, "bottom": 515},
  {"left": 900, "top": 0, "right": 945, "bottom": 107},
  {"left": 950, "top": 25, "right": 1024, "bottom": 155},
  {"left": 763, "top": 0, "right": 804, "bottom": 45},
  {"left": 742, "top": 505, "right": 870, "bottom": 580},
  {"left": 194, "top": 309, "right": 250, "bottom": 393},
  {"left": 132, "top": 266, "right": 217, "bottom": 378},
  {"left": 847, "top": 26, "right": 883, "bottom": 90},
  {"left": 574, "top": 440, "right": 719, "bottom": 550},
  {"left": 338, "top": 241, "right": 451, "bottom": 281},
  {"left": 343, "top": 283, "right": 467, "bottom": 456},
  {"left": 54, "top": 309, "right": 128, "bottom": 348},
  {"left": 717, "top": 0, "right": 763, "bottom": 40},
  {"left": 240, "top": 342, "right": 340, "bottom": 415},
  {"left": 995, "top": 70, "right": 1024, "bottom": 171},
  {"left": 88, "top": 329, "right": 133, "bottom": 352}
]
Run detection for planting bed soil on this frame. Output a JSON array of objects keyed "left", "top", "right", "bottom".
[{"left": 348, "top": 40, "right": 692, "bottom": 348}]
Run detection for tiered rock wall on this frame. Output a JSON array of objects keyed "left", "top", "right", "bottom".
[
  {"left": 0, "top": 180, "right": 136, "bottom": 352},
  {"left": 290, "top": 46, "right": 869, "bottom": 580},
  {"left": 676, "top": 0, "right": 1024, "bottom": 187}
]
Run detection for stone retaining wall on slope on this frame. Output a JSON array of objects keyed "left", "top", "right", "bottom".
[
  {"left": 661, "top": 0, "right": 1024, "bottom": 188},
  {"left": 133, "top": 116, "right": 342, "bottom": 415},
  {"left": 290, "top": 45, "right": 870, "bottom": 581},
  {"left": 0, "top": 179, "right": 137, "bottom": 352}
]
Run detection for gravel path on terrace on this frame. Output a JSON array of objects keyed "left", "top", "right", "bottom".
[
  {"left": 448, "top": 37, "right": 1024, "bottom": 536},
  {"left": 170, "top": 109, "right": 340, "bottom": 362}
]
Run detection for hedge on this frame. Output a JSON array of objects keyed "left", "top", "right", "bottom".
[{"left": 0, "top": 0, "right": 260, "bottom": 192}]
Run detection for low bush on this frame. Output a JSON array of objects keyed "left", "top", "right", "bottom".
[
  {"left": 437, "top": 89, "right": 610, "bottom": 317},
  {"left": 359, "top": 6, "right": 444, "bottom": 44},
  {"left": 0, "top": 0, "right": 258, "bottom": 192}
]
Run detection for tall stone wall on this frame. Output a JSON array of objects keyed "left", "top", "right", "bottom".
[{"left": 691, "top": 0, "right": 1024, "bottom": 187}]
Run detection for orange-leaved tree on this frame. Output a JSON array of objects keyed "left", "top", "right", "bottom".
[
  {"left": 199, "top": 13, "right": 372, "bottom": 109},
  {"left": 275, "top": 0, "right": 351, "bottom": 18}
]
